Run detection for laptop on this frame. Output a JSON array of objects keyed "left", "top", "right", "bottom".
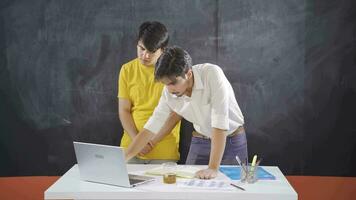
[{"left": 73, "top": 141, "right": 155, "bottom": 187}]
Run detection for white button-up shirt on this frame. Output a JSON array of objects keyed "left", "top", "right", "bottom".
[{"left": 144, "top": 63, "right": 244, "bottom": 137}]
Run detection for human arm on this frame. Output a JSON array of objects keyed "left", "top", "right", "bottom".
[
  {"left": 118, "top": 99, "right": 138, "bottom": 140},
  {"left": 126, "top": 87, "right": 173, "bottom": 159},
  {"left": 139, "top": 111, "right": 182, "bottom": 155},
  {"left": 125, "top": 129, "right": 155, "bottom": 161},
  {"left": 196, "top": 66, "right": 231, "bottom": 179},
  {"left": 195, "top": 128, "right": 227, "bottom": 179},
  {"left": 117, "top": 65, "right": 138, "bottom": 140}
]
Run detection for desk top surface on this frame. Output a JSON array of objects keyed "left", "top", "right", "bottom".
[{"left": 45, "top": 164, "right": 297, "bottom": 200}]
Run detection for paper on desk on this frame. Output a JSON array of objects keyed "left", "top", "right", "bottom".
[
  {"left": 177, "top": 179, "right": 234, "bottom": 190},
  {"left": 145, "top": 166, "right": 200, "bottom": 179}
]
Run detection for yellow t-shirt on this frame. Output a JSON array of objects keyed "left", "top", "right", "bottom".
[{"left": 118, "top": 58, "right": 180, "bottom": 160}]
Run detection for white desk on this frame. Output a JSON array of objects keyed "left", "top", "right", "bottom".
[{"left": 45, "top": 164, "right": 297, "bottom": 200}]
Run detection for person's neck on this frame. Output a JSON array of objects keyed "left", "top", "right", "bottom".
[
  {"left": 139, "top": 59, "right": 155, "bottom": 68},
  {"left": 142, "top": 63, "right": 154, "bottom": 68}
]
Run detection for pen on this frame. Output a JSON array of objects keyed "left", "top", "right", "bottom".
[
  {"left": 250, "top": 155, "right": 257, "bottom": 173},
  {"left": 235, "top": 155, "right": 242, "bottom": 165},
  {"left": 230, "top": 183, "right": 245, "bottom": 191},
  {"left": 235, "top": 155, "right": 247, "bottom": 173}
]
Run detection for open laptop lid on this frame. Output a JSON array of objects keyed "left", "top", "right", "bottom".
[{"left": 73, "top": 141, "right": 153, "bottom": 187}]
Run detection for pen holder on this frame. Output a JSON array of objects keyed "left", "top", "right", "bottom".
[{"left": 240, "top": 163, "right": 259, "bottom": 184}]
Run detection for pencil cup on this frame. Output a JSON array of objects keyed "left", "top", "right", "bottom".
[
  {"left": 240, "top": 163, "right": 259, "bottom": 184},
  {"left": 162, "top": 162, "right": 177, "bottom": 184}
]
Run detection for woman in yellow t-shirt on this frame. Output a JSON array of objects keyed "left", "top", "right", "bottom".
[{"left": 118, "top": 21, "right": 181, "bottom": 164}]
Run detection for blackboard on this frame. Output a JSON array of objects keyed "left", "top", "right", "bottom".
[{"left": 0, "top": 0, "right": 355, "bottom": 176}]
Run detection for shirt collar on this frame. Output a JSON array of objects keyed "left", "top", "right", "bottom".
[
  {"left": 166, "top": 66, "right": 203, "bottom": 100},
  {"left": 192, "top": 66, "right": 204, "bottom": 90}
]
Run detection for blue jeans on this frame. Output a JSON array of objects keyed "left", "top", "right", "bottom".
[{"left": 185, "top": 131, "right": 248, "bottom": 165}]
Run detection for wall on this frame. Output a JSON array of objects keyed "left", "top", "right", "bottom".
[{"left": 0, "top": 0, "right": 355, "bottom": 176}]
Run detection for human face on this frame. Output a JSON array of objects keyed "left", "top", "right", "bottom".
[
  {"left": 159, "top": 70, "right": 193, "bottom": 97},
  {"left": 137, "top": 40, "right": 162, "bottom": 66}
]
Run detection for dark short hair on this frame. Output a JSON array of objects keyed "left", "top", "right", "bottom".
[
  {"left": 138, "top": 21, "right": 169, "bottom": 52},
  {"left": 154, "top": 46, "right": 192, "bottom": 80}
]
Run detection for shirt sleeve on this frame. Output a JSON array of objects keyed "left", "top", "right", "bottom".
[
  {"left": 144, "top": 88, "right": 172, "bottom": 134},
  {"left": 118, "top": 65, "right": 129, "bottom": 99},
  {"left": 207, "top": 66, "right": 230, "bottom": 130}
]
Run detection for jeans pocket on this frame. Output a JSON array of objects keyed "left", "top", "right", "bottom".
[{"left": 229, "top": 132, "right": 247, "bottom": 147}]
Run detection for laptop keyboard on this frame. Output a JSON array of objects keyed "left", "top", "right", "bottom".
[
  {"left": 128, "top": 174, "right": 152, "bottom": 185},
  {"left": 129, "top": 178, "right": 143, "bottom": 185}
]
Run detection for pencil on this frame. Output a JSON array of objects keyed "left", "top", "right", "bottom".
[{"left": 230, "top": 183, "right": 245, "bottom": 191}]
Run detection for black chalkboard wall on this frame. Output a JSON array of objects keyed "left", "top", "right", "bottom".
[{"left": 0, "top": 0, "right": 355, "bottom": 176}]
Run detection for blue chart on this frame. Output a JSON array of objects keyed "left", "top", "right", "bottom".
[{"left": 219, "top": 166, "right": 276, "bottom": 180}]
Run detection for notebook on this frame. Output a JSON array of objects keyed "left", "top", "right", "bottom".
[{"left": 145, "top": 165, "right": 200, "bottom": 179}]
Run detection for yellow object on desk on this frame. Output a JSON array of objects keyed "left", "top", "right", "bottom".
[
  {"left": 146, "top": 165, "right": 200, "bottom": 179},
  {"left": 251, "top": 155, "right": 258, "bottom": 172},
  {"left": 163, "top": 173, "right": 177, "bottom": 184}
]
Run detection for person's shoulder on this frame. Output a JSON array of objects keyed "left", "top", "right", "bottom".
[
  {"left": 194, "top": 63, "right": 223, "bottom": 76},
  {"left": 194, "top": 63, "right": 221, "bottom": 70},
  {"left": 121, "top": 58, "right": 140, "bottom": 71}
]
